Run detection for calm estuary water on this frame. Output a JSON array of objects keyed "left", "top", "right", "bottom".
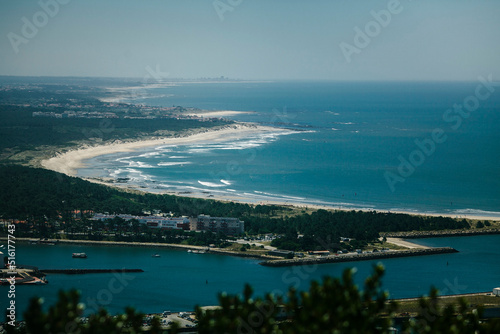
[{"left": 2, "top": 235, "right": 500, "bottom": 319}]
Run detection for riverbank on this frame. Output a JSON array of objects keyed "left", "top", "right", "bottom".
[
  {"left": 8, "top": 237, "right": 462, "bottom": 269},
  {"left": 7, "top": 238, "right": 275, "bottom": 261}
]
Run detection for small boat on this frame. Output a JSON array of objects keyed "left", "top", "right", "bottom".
[
  {"left": 40, "top": 239, "right": 57, "bottom": 245},
  {"left": 72, "top": 253, "right": 87, "bottom": 258},
  {"left": 152, "top": 254, "right": 160, "bottom": 257}
]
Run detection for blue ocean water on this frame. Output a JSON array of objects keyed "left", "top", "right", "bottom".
[
  {"left": 2, "top": 235, "right": 500, "bottom": 318},
  {"left": 79, "top": 81, "right": 500, "bottom": 216}
]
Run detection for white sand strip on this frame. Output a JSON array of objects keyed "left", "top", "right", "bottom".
[
  {"left": 185, "top": 110, "right": 254, "bottom": 118},
  {"left": 385, "top": 238, "right": 430, "bottom": 249},
  {"left": 41, "top": 124, "right": 287, "bottom": 176}
]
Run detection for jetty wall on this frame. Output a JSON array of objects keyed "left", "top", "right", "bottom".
[
  {"left": 381, "top": 229, "right": 500, "bottom": 239},
  {"left": 40, "top": 269, "right": 144, "bottom": 274},
  {"left": 260, "top": 247, "right": 458, "bottom": 267}
]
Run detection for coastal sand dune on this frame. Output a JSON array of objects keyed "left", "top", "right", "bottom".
[{"left": 41, "top": 124, "right": 285, "bottom": 176}]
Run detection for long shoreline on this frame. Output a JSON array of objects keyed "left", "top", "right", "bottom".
[
  {"left": 7, "top": 238, "right": 274, "bottom": 261},
  {"left": 39, "top": 122, "right": 500, "bottom": 221},
  {"left": 7, "top": 238, "right": 461, "bottom": 266},
  {"left": 41, "top": 123, "right": 289, "bottom": 176}
]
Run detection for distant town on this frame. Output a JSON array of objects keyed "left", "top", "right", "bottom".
[{"left": 1, "top": 82, "right": 229, "bottom": 122}]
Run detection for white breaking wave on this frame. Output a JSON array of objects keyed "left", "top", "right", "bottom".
[
  {"left": 138, "top": 151, "right": 163, "bottom": 158},
  {"left": 325, "top": 111, "right": 340, "bottom": 115},
  {"left": 155, "top": 145, "right": 175, "bottom": 151},
  {"left": 110, "top": 168, "right": 128, "bottom": 178},
  {"left": 169, "top": 156, "right": 188, "bottom": 159},
  {"left": 198, "top": 181, "right": 226, "bottom": 188},
  {"left": 220, "top": 179, "right": 232, "bottom": 185},
  {"left": 120, "top": 160, "right": 156, "bottom": 168},
  {"left": 157, "top": 161, "right": 192, "bottom": 166},
  {"left": 452, "top": 209, "right": 500, "bottom": 217},
  {"left": 187, "top": 148, "right": 214, "bottom": 154}
]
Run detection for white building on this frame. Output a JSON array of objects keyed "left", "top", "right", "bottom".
[{"left": 92, "top": 214, "right": 190, "bottom": 230}]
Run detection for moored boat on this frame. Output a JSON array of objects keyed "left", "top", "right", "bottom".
[{"left": 72, "top": 253, "right": 87, "bottom": 258}]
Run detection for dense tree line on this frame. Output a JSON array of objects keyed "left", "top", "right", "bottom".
[
  {"left": 250, "top": 209, "right": 470, "bottom": 251},
  {"left": 0, "top": 165, "right": 284, "bottom": 221},
  {"left": 0, "top": 166, "right": 471, "bottom": 251}
]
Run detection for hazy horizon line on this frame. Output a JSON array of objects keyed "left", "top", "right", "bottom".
[{"left": 0, "top": 74, "right": 496, "bottom": 84}]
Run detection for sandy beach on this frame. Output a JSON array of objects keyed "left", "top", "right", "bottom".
[
  {"left": 184, "top": 110, "right": 255, "bottom": 118},
  {"left": 41, "top": 124, "right": 287, "bottom": 177},
  {"left": 40, "top": 123, "right": 500, "bottom": 222},
  {"left": 210, "top": 197, "right": 500, "bottom": 221}
]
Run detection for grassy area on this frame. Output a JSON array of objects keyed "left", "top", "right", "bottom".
[
  {"left": 224, "top": 242, "right": 269, "bottom": 256},
  {"left": 468, "top": 218, "right": 500, "bottom": 229}
]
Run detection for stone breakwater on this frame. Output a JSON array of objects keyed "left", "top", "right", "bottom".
[
  {"left": 381, "top": 228, "right": 500, "bottom": 239},
  {"left": 259, "top": 247, "right": 458, "bottom": 267},
  {"left": 41, "top": 269, "right": 144, "bottom": 274}
]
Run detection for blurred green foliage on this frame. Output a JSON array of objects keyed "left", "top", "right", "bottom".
[{"left": 3, "top": 265, "right": 500, "bottom": 333}]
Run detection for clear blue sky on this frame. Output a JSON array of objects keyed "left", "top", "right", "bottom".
[{"left": 1, "top": 0, "right": 499, "bottom": 81}]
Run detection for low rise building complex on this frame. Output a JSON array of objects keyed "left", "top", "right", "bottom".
[
  {"left": 92, "top": 213, "right": 244, "bottom": 235},
  {"left": 190, "top": 214, "right": 244, "bottom": 235}
]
